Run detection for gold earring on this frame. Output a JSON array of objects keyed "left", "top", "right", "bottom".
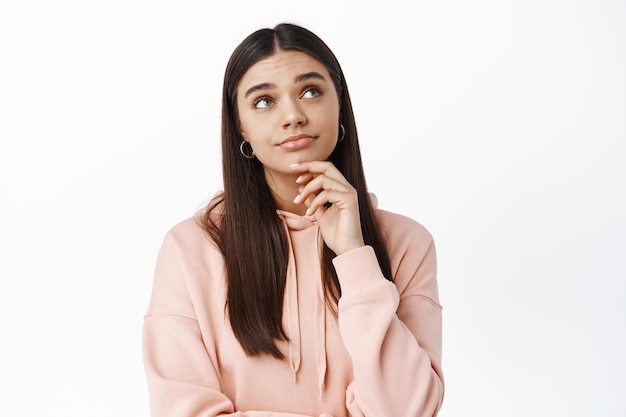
[
  {"left": 240, "top": 141, "right": 255, "bottom": 159},
  {"left": 338, "top": 124, "right": 345, "bottom": 142}
]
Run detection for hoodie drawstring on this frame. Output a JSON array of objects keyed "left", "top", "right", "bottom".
[
  {"left": 279, "top": 211, "right": 328, "bottom": 396},
  {"left": 284, "top": 227, "right": 301, "bottom": 381},
  {"left": 314, "top": 232, "right": 328, "bottom": 397}
]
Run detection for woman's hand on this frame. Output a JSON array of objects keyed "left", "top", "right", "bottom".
[{"left": 290, "top": 161, "right": 365, "bottom": 255}]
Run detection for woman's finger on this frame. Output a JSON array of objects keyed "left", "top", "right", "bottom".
[
  {"left": 293, "top": 174, "right": 351, "bottom": 206},
  {"left": 295, "top": 172, "right": 314, "bottom": 185},
  {"left": 289, "top": 161, "right": 349, "bottom": 186},
  {"left": 305, "top": 189, "right": 348, "bottom": 216}
]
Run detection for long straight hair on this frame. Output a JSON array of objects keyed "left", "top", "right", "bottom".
[{"left": 200, "top": 23, "right": 392, "bottom": 359}]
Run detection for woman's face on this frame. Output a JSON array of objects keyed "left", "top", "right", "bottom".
[{"left": 236, "top": 50, "right": 341, "bottom": 180}]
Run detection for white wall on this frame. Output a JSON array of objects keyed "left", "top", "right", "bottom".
[{"left": 1, "top": 1, "right": 624, "bottom": 416}]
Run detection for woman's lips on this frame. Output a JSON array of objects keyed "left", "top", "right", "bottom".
[{"left": 280, "top": 135, "right": 314, "bottom": 150}]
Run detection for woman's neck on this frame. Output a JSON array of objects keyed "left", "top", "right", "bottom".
[{"left": 264, "top": 171, "right": 307, "bottom": 216}]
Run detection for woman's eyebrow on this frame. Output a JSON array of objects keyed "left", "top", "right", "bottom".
[
  {"left": 294, "top": 71, "right": 326, "bottom": 83},
  {"left": 244, "top": 82, "right": 276, "bottom": 98},
  {"left": 243, "top": 72, "right": 326, "bottom": 98}
]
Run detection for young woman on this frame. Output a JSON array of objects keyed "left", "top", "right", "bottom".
[{"left": 143, "top": 23, "right": 444, "bottom": 417}]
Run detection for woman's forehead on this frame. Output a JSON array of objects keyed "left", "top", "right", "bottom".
[{"left": 239, "top": 50, "right": 330, "bottom": 88}]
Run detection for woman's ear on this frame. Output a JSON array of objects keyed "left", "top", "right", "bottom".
[{"left": 237, "top": 120, "right": 245, "bottom": 138}]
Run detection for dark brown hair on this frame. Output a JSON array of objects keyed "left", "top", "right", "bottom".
[{"left": 200, "top": 23, "right": 392, "bottom": 359}]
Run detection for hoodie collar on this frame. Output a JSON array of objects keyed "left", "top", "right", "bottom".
[{"left": 276, "top": 210, "right": 317, "bottom": 231}]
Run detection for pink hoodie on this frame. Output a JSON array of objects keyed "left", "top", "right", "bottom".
[{"left": 143, "top": 196, "right": 444, "bottom": 416}]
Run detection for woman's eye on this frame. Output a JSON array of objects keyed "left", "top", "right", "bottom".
[
  {"left": 302, "top": 87, "right": 322, "bottom": 99},
  {"left": 254, "top": 97, "right": 273, "bottom": 109}
]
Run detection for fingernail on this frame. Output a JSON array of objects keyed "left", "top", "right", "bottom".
[
  {"left": 305, "top": 207, "right": 311, "bottom": 216},
  {"left": 289, "top": 163, "right": 300, "bottom": 169},
  {"left": 295, "top": 175, "right": 304, "bottom": 183},
  {"left": 293, "top": 194, "right": 301, "bottom": 203}
]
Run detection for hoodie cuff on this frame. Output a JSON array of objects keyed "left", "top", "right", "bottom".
[{"left": 332, "top": 245, "right": 387, "bottom": 291}]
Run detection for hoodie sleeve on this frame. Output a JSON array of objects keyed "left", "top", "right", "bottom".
[
  {"left": 332, "top": 221, "right": 444, "bottom": 417},
  {"left": 143, "top": 232, "right": 331, "bottom": 417}
]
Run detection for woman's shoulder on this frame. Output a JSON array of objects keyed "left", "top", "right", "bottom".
[
  {"left": 162, "top": 193, "right": 223, "bottom": 249},
  {"left": 371, "top": 195, "right": 433, "bottom": 247},
  {"left": 371, "top": 197, "right": 438, "bottom": 298},
  {"left": 165, "top": 214, "right": 205, "bottom": 240}
]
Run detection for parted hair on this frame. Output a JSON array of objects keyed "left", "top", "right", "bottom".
[{"left": 200, "top": 23, "right": 392, "bottom": 359}]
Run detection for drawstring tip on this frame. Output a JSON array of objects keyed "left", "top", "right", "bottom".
[{"left": 291, "top": 366, "right": 298, "bottom": 384}]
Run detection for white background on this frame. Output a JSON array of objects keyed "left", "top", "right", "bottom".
[{"left": 1, "top": 1, "right": 624, "bottom": 416}]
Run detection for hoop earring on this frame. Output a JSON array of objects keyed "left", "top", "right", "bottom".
[
  {"left": 338, "top": 124, "right": 345, "bottom": 142},
  {"left": 240, "top": 141, "right": 255, "bottom": 159}
]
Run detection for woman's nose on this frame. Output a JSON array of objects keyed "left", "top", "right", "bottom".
[{"left": 282, "top": 99, "right": 307, "bottom": 128}]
